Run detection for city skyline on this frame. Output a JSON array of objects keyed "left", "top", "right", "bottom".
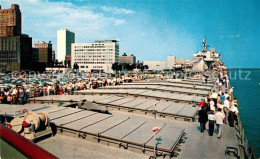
[{"left": 1, "top": 0, "right": 259, "bottom": 68}]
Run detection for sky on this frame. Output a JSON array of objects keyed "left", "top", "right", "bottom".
[{"left": 1, "top": 0, "right": 260, "bottom": 68}]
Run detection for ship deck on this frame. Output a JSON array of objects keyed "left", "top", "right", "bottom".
[{"left": 0, "top": 78, "right": 239, "bottom": 158}]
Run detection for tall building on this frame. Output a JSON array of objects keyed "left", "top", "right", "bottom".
[
  {"left": 71, "top": 40, "right": 119, "bottom": 73},
  {"left": 119, "top": 53, "right": 136, "bottom": 64},
  {"left": 57, "top": 28, "right": 75, "bottom": 63},
  {"left": 32, "top": 48, "right": 39, "bottom": 63},
  {"left": 52, "top": 50, "right": 55, "bottom": 61},
  {"left": 0, "top": 4, "right": 32, "bottom": 72},
  {"left": 33, "top": 41, "right": 52, "bottom": 64},
  {"left": 0, "top": 4, "right": 21, "bottom": 37}
]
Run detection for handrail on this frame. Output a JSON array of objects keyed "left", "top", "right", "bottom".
[{"left": 0, "top": 124, "right": 58, "bottom": 159}]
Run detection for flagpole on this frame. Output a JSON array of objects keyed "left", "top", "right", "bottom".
[{"left": 153, "top": 103, "right": 156, "bottom": 158}]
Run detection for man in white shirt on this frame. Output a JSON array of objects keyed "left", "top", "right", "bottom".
[
  {"left": 210, "top": 98, "right": 215, "bottom": 111},
  {"left": 228, "top": 104, "right": 239, "bottom": 127},
  {"left": 215, "top": 108, "right": 225, "bottom": 138},
  {"left": 223, "top": 97, "right": 230, "bottom": 123},
  {"left": 230, "top": 105, "right": 239, "bottom": 115},
  {"left": 224, "top": 92, "right": 229, "bottom": 100},
  {"left": 211, "top": 90, "right": 218, "bottom": 106}
]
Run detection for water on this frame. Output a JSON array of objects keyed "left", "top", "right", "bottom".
[{"left": 229, "top": 69, "right": 260, "bottom": 157}]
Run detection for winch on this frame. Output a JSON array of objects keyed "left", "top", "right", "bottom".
[{"left": 8, "top": 110, "right": 52, "bottom": 141}]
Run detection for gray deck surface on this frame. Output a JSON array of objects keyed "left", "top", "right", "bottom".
[
  {"left": 121, "top": 99, "right": 148, "bottom": 107},
  {"left": 62, "top": 113, "right": 112, "bottom": 130},
  {"left": 168, "top": 93, "right": 185, "bottom": 100},
  {"left": 149, "top": 102, "right": 172, "bottom": 111},
  {"left": 51, "top": 111, "right": 97, "bottom": 125},
  {"left": 177, "top": 106, "right": 197, "bottom": 117},
  {"left": 101, "top": 118, "right": 146, "bottom": 139},
  {"left": 37, "top": 134, "right": 148, "bottom": 159},
  {"left": 180, "top": 95, "right": 195, "bottom": 101},
  {"left": 134, "top": 100, "right": 159, "bottom": 110},
  {"left": 95, "top": 96, "right": 122, "bottom": 104},
  {"left": 122, "top": 121, "right": 165, "bottom": 144},
  {"left": 163, "top": 103, "right": 184, "bottom": 114},
  {"left": 146, "top": 124, "right": 184, "bottom": 150},
  {"left": 82, "top": 115, "right": 129, "bottom": 134},
  {"left": 108, "top": 98, "right": 136, "bottom": 106},
  {"left": 48, "top": 108, "right": 82, "bottom": 120}
]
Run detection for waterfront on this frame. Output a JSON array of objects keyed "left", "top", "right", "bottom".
[{"left": 229, "top": 68, "right": 260, "bottom": 157}]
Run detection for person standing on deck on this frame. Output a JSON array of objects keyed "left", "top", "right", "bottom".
[
  {"left": 211, "top": 90, "right": 218, "bottom": 107},
  {"left": 198, "top": 99, "right": 205, "bottom": 108},
  {"left": 215, "top": 108, "right": 225, "bottom": 138},
  {"left": 204, "top": 95, "right": 210, "bottom": 109},
  {"left": 198, "top": 105, "right": 208, "bottom": 135},
  {"left": 210, "top": 98, "right": 215, "bottom": 111},
  {"left": 220, "top": 92, "right": 225, "bottom": 104},
  {"left": 224, "top": 91, "right": 230, "bottom": 100},
  {"left": 208, "top": 110, "right": 216, "bottom": 136},
  {"left": 229, "top": 104, "right": 239, "bottom": 127},
  {"left": 224, "top": 97, "right": 230, "bottom": 123}
]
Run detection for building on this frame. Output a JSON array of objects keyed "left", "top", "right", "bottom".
[
  {"left": 143, "top": 56, "right": 176, "bottom": 71},
  {"left": 33, "top": 41, "right": 52, "bottom": 64},
  {"left": 0, "top": 4, "right": 32, "bottom": 72},
  {"left": 52, "top": 50, "right": 55, "bottom": 61},
  {"left": 65, "top": 55, "right": 71, "bottom": 67},
  {"left": 71, "top": 40, "right": 119, "bottom": 73},
  {"left": 119, "top": 53, "right": 136, "bottom": 64},
  {"left": 32, "top": 48, "right": 39, "bottom": 63},
  {"left": 0, "top": 4, "right": 21, "bottom": 37},
  {"left": 57, "top": 28, "right": 75, "bottom": 63}
]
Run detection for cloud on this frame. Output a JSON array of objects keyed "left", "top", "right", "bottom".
[
  {"left": 114, "top": 19, "right": 126, "bottom": 26},
  {"left": 0, "top": 0, "right": 126, "bottom": 52},
  {"left": 236, "top": 34, "right": 240, "bottom": 38},
  {"left": 101, "top": 6, "right": 135, "bottom": 15},
  {"left": 229, "top": 35, "right": 235, "bottom": 38}
]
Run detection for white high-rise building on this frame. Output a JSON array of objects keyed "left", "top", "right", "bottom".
[
  {"left": 71, "top": 40, "right": 119, "bottom": 73},
  {"left": 57, "top": 28, "right": 75, "bottom": 62}
]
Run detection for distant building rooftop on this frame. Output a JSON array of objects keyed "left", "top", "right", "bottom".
[{"left": 95, "top": 40, "right": 119, "bottom": 43}]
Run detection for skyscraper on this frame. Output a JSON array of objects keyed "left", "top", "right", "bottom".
[
  {"left": 0, "top": 4, "right": 32, "bottom": 72},
  {"left": 57, "top": 28, "right": 75, "bottom": 63},
  {"left": 0, "top": 4, "right": 21, "bottom": 37}
]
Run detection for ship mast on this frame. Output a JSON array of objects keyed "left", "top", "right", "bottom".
[{"left": 202, "top": 37, "right": 207, "bottom": 51}]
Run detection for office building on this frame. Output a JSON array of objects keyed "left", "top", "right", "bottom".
[
  {"left": 32, "top": 48, "right": 39, "bottom": 63},
  {"left": 119, "top": 53, "right": 136, "bottom": 64},
  {"left": 33, "top": 41, "right": 52, "bottom": 64},
  {"left": 0, "top": 4, "right": 21, "bottom": 37},
  {"left": 0, "top": 4, "right": 32, "bottom": 72},
  {"left": 71, "top": 40, "right": 119, "bottom": 73},
  {"left": 57, "top": 28, "right": 75, "bottom": 63}
]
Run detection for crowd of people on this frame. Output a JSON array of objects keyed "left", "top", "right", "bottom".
[
  {"left": 0, "top": 86, "right": 30, "bottom": 104},
  {"left": 0, "top": 75, "right": 144, "bottom": 104},
  {"left": 198, "top": 68, "right": 239, "bottom": 138}
]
